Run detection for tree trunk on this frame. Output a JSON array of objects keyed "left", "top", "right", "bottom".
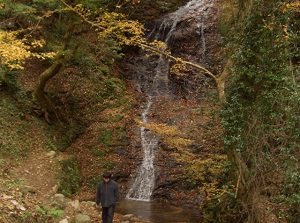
[
  {"left": 33, "top": 13, "right": 76, "bottom": 118},
  {"left": 216, "top": 58, "right": 233, "bottom": 103},
  {"left": 33, "top": 55, "right": 64, "bottom": 112}
]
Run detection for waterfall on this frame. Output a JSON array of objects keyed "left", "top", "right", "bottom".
[
  {"left": 126, "top": 0, "right": 215, "bottom": 201},
  {"left": 198, "top": 19, "right": 207, "bottom": 63},
  {"left": 126, "top": 97, "right": 158, "bottom": 201}
]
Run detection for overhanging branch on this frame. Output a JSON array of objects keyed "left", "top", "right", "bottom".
[{"left": 136, "top": 42, "right": 217, "bottom": 83}]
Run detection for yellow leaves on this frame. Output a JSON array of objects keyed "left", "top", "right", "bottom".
[
  {"left": 135, "top": 118, "right": 175, "bottom": 135},
  {"left": 149, "top": 40, "right": 167, "bottom": 51},
  {"left": 32, "top": 52, "right": 56, "bottom": 60},
  {"left": 200, "top": 182, "right": 227, "bottom": 200},
  {"left": 134, "top": 118, "right": 194, "bottom": 149},
  {"left": 0, "top": 31, "right": 56, "bottom": 70},
  {"left": 283, "top": 2, "right": 300, "bottom": 12},
  {"left": 263, "top": 10, "right": 292, "bottom": 42},
  {"left": 263, "top": 17, "right": 274, "bottom": 31},
  {"left": 66, "top": 1, "right": 146, "bottom": 46},
  {"left": 281, "top": 1, "right": 300, "bottom": 41},
  {"left": 282, "top": 25, "right": 289, "bottom": 40},
  {"left": 166, "top": 137, "right": 194, "bottom": 148},
  {"left": 133, "top": 105, "right": 228, "bottom": 200},
  {"left": 170, "top": 62, "right": 188, "bottom": 75},
  {"left": 73, "top": 4, "right": 91, "bottom": 17},
  {"left": 186, "top": 154, "right": 227, "bottom": 180},
  {"left": 0, "top": 31, "right": 31, "bottom": 70},
  {"left": 133, "top": 118, "right": 228, "bottom": 199},
  {"left": 31, "top": 39, "right": 46, "bottom": 48},
  {"left": 44, "top": 10, "right": 53, "bottom": 18},
  {"left": 95, "top": 12, "right": 146, "bottom": 46},
  {"left": 185, "top": 153, "right": 228, "bottom": 199}
]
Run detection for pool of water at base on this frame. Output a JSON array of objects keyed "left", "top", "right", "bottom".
[{"left": 116, "top": 199, "right": 202, "bottom": 223}]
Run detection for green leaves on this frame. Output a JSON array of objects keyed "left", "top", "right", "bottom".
[
  {"left": 0, "top": 1, "right": 37, "bottom": 16},
  {"left": 218, "top": 0, "right": 300, "bottom": 222},
  {"left": 58, "top": 157, "right": 82, "bottom": 197}
]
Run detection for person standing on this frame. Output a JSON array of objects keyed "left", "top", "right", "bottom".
[{"left": 96, "top": 172, "right": 120, "bottom": 223}]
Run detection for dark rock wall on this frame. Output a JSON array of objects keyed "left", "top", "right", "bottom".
[{"left": 119, "top": 0, "right": 224, "bottom": 211}]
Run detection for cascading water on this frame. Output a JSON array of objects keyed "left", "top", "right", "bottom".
[
  {"left": 126, "top": 47, "right": 171, "bottom": 201},
  {"left": 126, "top": 0, "right": 215, "bottom": 202},
  {"left": 126, "top": 96, "right": 158, "bottom": 201}
]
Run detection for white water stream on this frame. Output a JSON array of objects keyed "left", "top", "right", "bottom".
[
  {"left": 126, "top": 97, "right": 158, "bottom": 201},
  {"left": 126, "top": 0, "right": 214, "bottom": 202}
]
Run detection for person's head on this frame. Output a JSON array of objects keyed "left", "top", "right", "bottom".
[{"left": 103, "top": 172, "right": 111, "bottom": 183}]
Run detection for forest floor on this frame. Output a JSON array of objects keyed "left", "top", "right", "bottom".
[{"left": 1, "top": 136, "right": 154, "bottom": 223}]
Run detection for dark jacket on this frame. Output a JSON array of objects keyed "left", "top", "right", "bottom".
[{"left": 96, "top": 179, "right": 119, "bottom": 207}]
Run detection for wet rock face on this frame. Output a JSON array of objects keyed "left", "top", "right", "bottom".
[
  {"left": 149, "top": 0, "right": 221, "bottom": 61},
  {"left": 126, "top": 0, "right": 190, "bottom": 26},
  {"left": 172, "top": 5, "right": 223, "bottom": 99},
  {"left": 121, "top": 0, "right": 223, "bottom": 210},
  {"left": 152, "top": 143, "right": 202, "bottom": 209},
  {"left": 124, "top": 0, "right": 223, "bottom": 99}
]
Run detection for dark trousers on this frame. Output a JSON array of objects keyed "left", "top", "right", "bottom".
[{"left": 102, "top": 205, "right": 115, "bottom": 223}]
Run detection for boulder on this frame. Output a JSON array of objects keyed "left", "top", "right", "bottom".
[
  {"left": 70, "top": 214, "right": 91, "bottom": 223},
  {"left": 50, "top": 193, "right": 66, "bottom": 209}
]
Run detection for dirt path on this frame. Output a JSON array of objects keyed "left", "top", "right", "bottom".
[
  {"left": 10, "top": 148, "right": 152, "bottom": 223},
  {"left": 13, "top": 149, "right": 58, "bottom": 201}
]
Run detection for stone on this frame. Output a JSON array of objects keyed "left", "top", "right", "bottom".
[
  {"left": 52, "top": 184, "right": 59, "bottom": 194},
  {"left": 59, "top": 219, "right": 69, "bottom": 223},
  {"left": 51, "top": 193, "right": 66, "bottom": 209},
  {"left": 10, "top": 200, "right": 26, "bottom": 211},
  {"left": 70, "top": 214, "right": 91, "bottom": 223},
  {"left": 46, "top": 151, "right": 56, "bottom": 158},
  {"left": 81, "top": 201, "right": 95, "bottom": 206},
  {"left": 69, "top": 199, "right": 81, "bottom": 212},
  {"left": 123, "top": 214, "right": 134, "bottom": 218},
  {"left": 21, "top": 185, "right": 37, "bottom": 194}
]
